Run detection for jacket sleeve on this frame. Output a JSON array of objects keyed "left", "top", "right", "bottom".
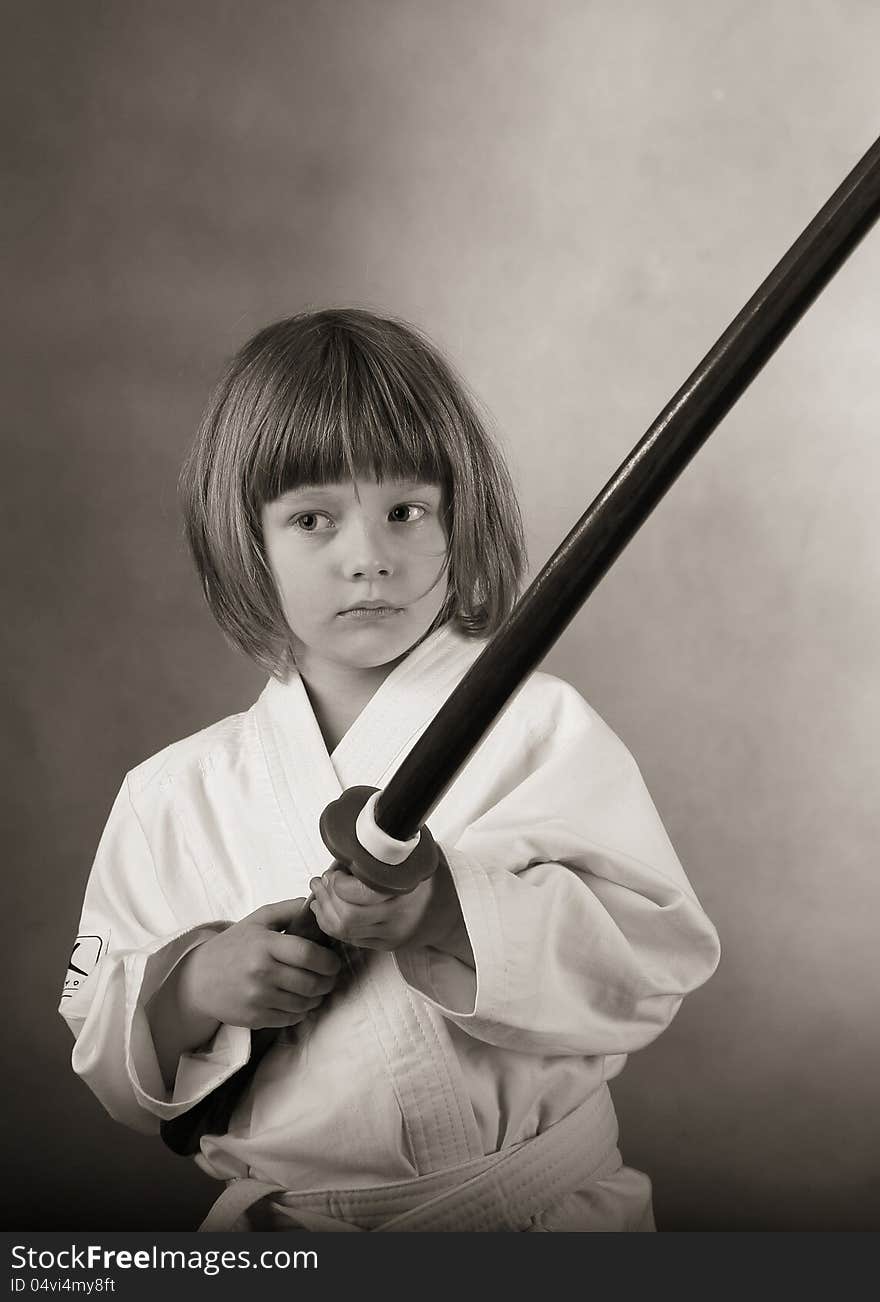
[
  {"left": 59, "top": 777, "right": 251, "bottom": 1133},
  {"left": 395, "top": 680, "right": 721, "bottom": 1057}
]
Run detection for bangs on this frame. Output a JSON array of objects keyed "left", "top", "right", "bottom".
[{"left": 246, "top": 322, "right": 451, "bottom": 509}]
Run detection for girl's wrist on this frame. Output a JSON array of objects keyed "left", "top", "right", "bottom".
[
  {"left": 173, "top": 942, "right": 220, "bottom": 1031},
  {"left": 145, "top": 945, "right": 222, "bottom": 1089}
]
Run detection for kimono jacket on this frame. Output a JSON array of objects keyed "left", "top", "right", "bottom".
[{"left": 60, "top": 625, "right": 721, "bottom": 1232}]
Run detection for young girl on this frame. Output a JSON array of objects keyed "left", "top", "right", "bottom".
[{"left": 60, "top": 308, "right": 720, "bottom": 1232}]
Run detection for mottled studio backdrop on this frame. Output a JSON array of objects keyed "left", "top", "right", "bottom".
[{"left": 3, "top": 0, "right": 878, "bottom": 1230}]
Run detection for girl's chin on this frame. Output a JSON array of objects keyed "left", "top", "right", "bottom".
[
  {"left": 337, "top": 625, "right": 417, "bottom": 655},
  {"left": 331, "top": 620, "right": 432, "bottom": 663}
]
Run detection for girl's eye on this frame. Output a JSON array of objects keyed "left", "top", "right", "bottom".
[
  {"left": 291, "top": 512, "right": 333, "bottom": 532},
  {"left": 389, "top": 504, "right": 426, "bottom": 523}
]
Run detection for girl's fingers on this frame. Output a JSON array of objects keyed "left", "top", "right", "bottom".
[
  {"left": 267, "top": 990, "right": 324, "bottom": 1014},
  {"left": 256, "top": 1008, "right": 315, "bottom": 1029},
  {"left": 268, "top": 932, "right": 342, "bottom": 975},
  {"left": 309, "top": 878, "right": 344, "bottom": 937},
  {"left": 310, "top": 876, "right": 389, "bottom": 944},
  {"left": 247, "top": 897, "right": 312, "bottom": 930},
  {"left": 325, "top": 870, "right": 396, "bottom": 907},
  {"left": 272, "top": 965, "right": 337, "bottom": 998}
]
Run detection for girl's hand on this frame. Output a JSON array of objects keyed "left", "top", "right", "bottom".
[
  {"left": 178, "top": 898, "right": 343, "bottom": 1029},
  {"left": 309, "top": 859, "right": 473, "bottom": 962}
]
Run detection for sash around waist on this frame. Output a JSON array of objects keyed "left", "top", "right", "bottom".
[{"left": 199, "top": 1084, "right": 620, "bottom": 1233}]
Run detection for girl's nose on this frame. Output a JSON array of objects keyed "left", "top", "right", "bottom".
[{"left": 341, "top": 520, "right": 394, "bottom": 580}]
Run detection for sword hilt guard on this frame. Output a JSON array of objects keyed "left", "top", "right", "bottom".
[{"left": 319, "top": 785, "right": 442, "bottom": 894}]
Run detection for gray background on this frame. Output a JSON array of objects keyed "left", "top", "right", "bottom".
[{"left": 4, "top": 0, "right": 878, "bottom": 1230}]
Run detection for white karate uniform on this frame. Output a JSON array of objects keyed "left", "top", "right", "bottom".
[{"left": 60, "top": 625, "right": 720, "bottom": 1232}]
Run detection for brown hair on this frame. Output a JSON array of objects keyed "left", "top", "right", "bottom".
[{"left": 180, "top": 307, "right": 526, "bottom": 677}]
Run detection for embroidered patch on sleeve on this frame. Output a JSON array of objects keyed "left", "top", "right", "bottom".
[{"left": 61, "top": 934, "right": 106, "bottom": 999}]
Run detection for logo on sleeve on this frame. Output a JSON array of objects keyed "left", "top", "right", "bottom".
[{"left": 61, "top": 934, "right": 105, "bottom": 999}]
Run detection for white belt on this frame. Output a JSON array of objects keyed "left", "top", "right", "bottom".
[{"left": 199, "top": 1084, "right": 619, "bottom": 1233}]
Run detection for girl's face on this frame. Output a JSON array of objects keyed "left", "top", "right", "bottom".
[{"left": 260, "top": 477, "right": 449, "bottom": 680}]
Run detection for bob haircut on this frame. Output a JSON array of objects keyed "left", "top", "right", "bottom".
[{"left": 180, "top": 307, "right": 527, "bottom": 678}]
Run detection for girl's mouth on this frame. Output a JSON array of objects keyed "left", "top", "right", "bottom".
[{"left": 338, "top": 606, "right": 402, "bottom": 619}]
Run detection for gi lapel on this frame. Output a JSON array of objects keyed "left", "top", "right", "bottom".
[
  {"left": 254, "top": 624, "right": 488, "bottom": 1172},
  {"left": 330, "top": 625, "right": 486, "bottom": 791},
  {"left": 255, "top": 668, "right": 342, "bottom": 881},
  {"left": 257, "top": 625, "right": 486, "bottom": 839}
]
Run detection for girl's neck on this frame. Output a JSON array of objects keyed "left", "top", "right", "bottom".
[{"left": 295, "top": 653, "right": 405, "bottom": 754}]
